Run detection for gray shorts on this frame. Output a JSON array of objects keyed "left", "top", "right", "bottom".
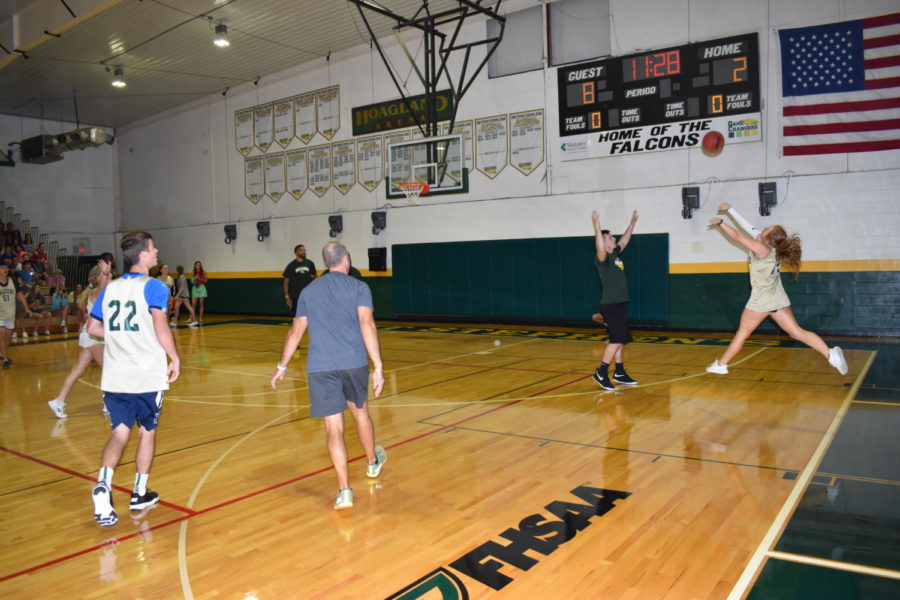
[{"left": 308, "top": 366, "right": 370, "bottom": 417}]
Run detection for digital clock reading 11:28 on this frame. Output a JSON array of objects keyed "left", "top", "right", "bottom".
[{"left": 557, "top": 32, "right": 759, "bottom": 137}]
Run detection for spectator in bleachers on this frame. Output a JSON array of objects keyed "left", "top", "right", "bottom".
[
  {"left": 0, "top": 245, "right": 14, "bottom": 264},
  {"left": 50, "top": 285, "right": 72, "bottom": 333},
  {"left": 13, "top": 244, "right": 28, "bottom": 265},
  {"left": 20, "top": 282, "right": 51, "bottom": 337},
  {"left": 47, "top": 261, "right": 112, "bottom": 418},
  {"left": 21, "top": 232, "right": 35, "bottom": 253},
  {"left": 3, "top": 222, "right": 22, "bottom": 248},
  {"left": 32, "top": 242, "right": 48, "bottom": 273},
  {"left": 18, "top": 260, "right": 35, "bottom": 284},
  {"left": 47, "top": 264, "right": 65, "bottom": 294},
  {"left": 68, "top": 283, "right": 86, "bottom": 324}
]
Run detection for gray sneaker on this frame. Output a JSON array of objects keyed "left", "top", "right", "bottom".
[
  {"left": 334, "top": 488, "right": 353, "bottom": 510},
  {"left": 367, "top": 445, "right": 387, "bottom": 478}
]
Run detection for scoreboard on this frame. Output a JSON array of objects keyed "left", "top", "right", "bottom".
[{"left": 557, "top": 33, "right": 761, "bottom": 158}]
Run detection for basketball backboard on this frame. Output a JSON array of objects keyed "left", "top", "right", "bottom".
[{"left": 387, "top": 133, "right": 468, "bottom": 198}]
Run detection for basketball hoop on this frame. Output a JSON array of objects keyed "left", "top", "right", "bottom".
[{"left": 397, "top": 180, "right": 429, "bottom": 205}]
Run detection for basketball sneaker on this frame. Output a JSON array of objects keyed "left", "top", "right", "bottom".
[
  {"left": 169, "top": 320, "right": 177, "bottom": 327},
  {"left": 188, "top": 321, "right": 199, "bottom": 328},
  {"left": 92, "top": 482, "right": 118, "bottom": 527},
  {"left": 591, "top": 313, "right": 607, "bottom": 326},
  {"left": 130, "top": 490, "right": 160, "bottom": 511},
  {"left": 48, "top": 398, "right": 67, "bottom": 419},
  {"left": 334, "top": 488, "right": 353, "bottom": 510},
  {"left": 367, "top": 445, "right": 388, "bottom": 478},
  {"left": 592, "top": 369, "right": 616, "bottom": 390},
  {"left": 706, "top": 360, "right": 729, "bottom": 374},
  {"left": 612, "top": 372, "right": 638, "bottom": 385},
  {"left": 828, "top": 347, "right": 848, "bottom": 376},
  {"left": 2, "top": 358, "right": 11, "bottom": 369}
]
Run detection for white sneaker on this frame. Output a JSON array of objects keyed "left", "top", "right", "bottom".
[
  {"left": 62, "top": 326, "right": 68, "bottom": 334},
  {"left": 43, "top": 330, "right": 51, "bottom": 335},
  {"left": 48, "top": 398, "right": 68, "bottom": 419},
  {"left": 10, "top": 332, "right": 16, "bottom": 340},
  {"left": 188, "top": 321, "right": 199, "bottom": 328},
  {"left": 334, "top": 488, "right": 353, "bottom": 510},
  {"left": 169, "top": 320, "right": 177, "bottom": 327},
  {"left": 828, "top": 347, "right": 848, "bottom": 376},
  {"left": 706, "top": 360, "right": 729, "bottom": 374},
  {"left": 22, "top": 332, "right": 28, "bottom": 339},
  {"left": 92, "top": 482, "right": 118, "bottom": 527}
]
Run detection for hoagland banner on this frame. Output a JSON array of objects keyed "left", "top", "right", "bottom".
[{"left": 353, "top": 90, "right": 454, "bottom": 135}]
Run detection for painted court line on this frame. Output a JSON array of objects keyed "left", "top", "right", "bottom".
[
  {"left": 0, "top": 445, "right": 195, "bottom": 515},
  {"left": 727, "top": 350, "right": 878, "bottom": 600},
  {"left": 766, "top": 551, "right": 900, "bottom": 581}
]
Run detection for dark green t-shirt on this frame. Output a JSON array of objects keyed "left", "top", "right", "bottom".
[{"left": 594, "top": 246, "right": 629, "bottom": 304}]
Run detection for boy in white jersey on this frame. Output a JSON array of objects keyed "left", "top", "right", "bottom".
[{"left": 86, "top": 232, "right": 180, "bottom": 526}]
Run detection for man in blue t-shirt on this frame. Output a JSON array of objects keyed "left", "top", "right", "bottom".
[{"left": 271, "top": 241, "right": 386, "bottom": 510}]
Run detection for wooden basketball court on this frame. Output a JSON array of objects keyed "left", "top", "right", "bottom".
[{"left": 1, "top": 317, "right": 897, "bottom": 599}]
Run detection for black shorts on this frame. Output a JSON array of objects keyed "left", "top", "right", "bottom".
[{"left": 600, "top": 302, "right": 632, "bottom": 344}]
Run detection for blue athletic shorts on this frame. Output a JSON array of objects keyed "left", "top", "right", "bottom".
[
  {"left": 104, "top": 391, "right": 164, "bottom": 430},
  {"left": 307, "top": 366, "right": 369, "bottom": 418}
]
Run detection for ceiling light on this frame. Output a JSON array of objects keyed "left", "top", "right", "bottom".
[
  {"left": 214, "top": 24, "right": 230, "bottom": 47},
  {"left": 111, "top": 66, "right": 126, "bottom": 88}
]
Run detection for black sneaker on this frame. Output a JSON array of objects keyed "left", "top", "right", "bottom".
[
  {"left": 612, "top": 373, "right": 638, "bottom": 385},
  {"left": 592, "top": 369, "right": 616, "bottom": 390},
  {"left": 130, "top": 490, "right": 160, "bottom": 511},
  {"left": 2, "top": 358, "right": 10, "bottom": 369}
]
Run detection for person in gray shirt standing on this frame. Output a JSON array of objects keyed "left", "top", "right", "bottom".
[{"left": 270, "top": 241, "right": 386, "bottom": 510}]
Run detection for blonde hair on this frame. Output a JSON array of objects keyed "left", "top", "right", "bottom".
[{"left": 766, "top": 226, "right": 802, "bottom": 278}]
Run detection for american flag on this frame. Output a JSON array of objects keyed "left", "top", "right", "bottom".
[{"left": 779, "top": 12, "right": 900, "bottom": 155}]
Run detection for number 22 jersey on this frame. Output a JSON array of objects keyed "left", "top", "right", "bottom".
[{"left": 90, "top": 274, "right": 170, "bottom": 393}]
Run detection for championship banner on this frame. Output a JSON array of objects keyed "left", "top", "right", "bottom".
[
  {"left": 442, "top": 120, "right": 473, "bottom": 170},
  {"left": 559, "top": 114, "right": 760, "bottom": 160},
  {"left": 273, "top": 100, "right": 294, "bottom": 148},
  {"left": 265, "top": 153, "right": 285, "bottom": 201},
  {"left": 286, "top": 149, "right": 308, "bottom": 199},
  {"left": 253, "top": 103, "right": 274, "bottom": 152},
  {"left": 475, "top": 115, "right": 508, "bottom": 179},
  {"left": 308, "top": 144, "right": 331, "bottom": 197},
  {"left": 294, "top": 92, "right": 316, "bottom": 144},
  {"left": 356, "top": 135, "right": 383, "bottom": 191},
  {"left": 316, "top": 85, "right": 340, "bottom": 139},
  {"left": 331, "top": 140, "right": 356, "bottom": 195},
  {"left": 244, "top": 157, "right": 264, "bottom": 204},
  {"left": 235, "top": 109, "right": 254, "bottom": 155},
  {"left": 509, "top": 109, "right": 544, "bottom": 175}
]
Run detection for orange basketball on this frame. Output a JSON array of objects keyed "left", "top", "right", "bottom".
[{"left": 701, "top": 131, "right": 725, "bottom": 157}]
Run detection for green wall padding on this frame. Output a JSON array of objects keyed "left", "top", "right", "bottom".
[{"left": 392, "top": 234, "right": 670, "bottom": 325}]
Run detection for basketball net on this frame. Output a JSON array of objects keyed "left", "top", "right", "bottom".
[{"left": 397, "top": 181, "right": 429, "bottom": 205}]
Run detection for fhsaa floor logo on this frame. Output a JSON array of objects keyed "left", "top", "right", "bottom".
[{"left": 386, "top": 485, "right": 631, "bottom": 599}]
